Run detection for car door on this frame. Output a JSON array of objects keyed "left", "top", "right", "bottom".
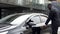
[
  {"left": 40, "top": 15, "right": 51, "bottom": 31},
  {"left": 30, "top": 15, "right": 41, "bottom": 25},
  {"left": 40, "top": 15, "right": 47, "bottom": 23},
  {"left": 40, "top": 15, "right": 51, "bottom": 26},
  {"left": 23, "top": 15, "right": 41, "bottom": 34}
]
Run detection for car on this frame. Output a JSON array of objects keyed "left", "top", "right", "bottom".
[{"left": 0, "top": 13, "right": 51, "bottom": 34}]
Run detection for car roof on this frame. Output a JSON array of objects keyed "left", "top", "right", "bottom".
[{"left": 10, "top": 13, "right": 47, "bottom": 24}]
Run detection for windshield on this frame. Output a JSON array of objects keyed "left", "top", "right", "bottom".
[{"left": 0, "top": 13, "right": 25, "bottom": 25}]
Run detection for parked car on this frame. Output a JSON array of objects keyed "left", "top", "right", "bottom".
[{"left": 0, "top": 13, "right": 51, "bottom": 34}]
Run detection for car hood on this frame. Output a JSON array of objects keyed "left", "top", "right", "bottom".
[
  {"left": 0, "top": 25, "right": 17, "bottom": 33},
  {"left": 0, "top": 14, "right": 32, "bottom": 33}
]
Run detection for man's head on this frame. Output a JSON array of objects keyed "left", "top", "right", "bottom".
[{"left": 48, "top": 4, "right": 52, "bottom": 10}]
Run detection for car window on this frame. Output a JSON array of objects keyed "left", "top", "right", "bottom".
[
  {"left": 40, "top": 16, "right": 47, "bottom": 23},
  {"left": 30, "top": 16, "right": 40, "bottom": 24}
]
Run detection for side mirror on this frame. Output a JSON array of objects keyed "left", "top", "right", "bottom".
[
  {"left": 25, "top": 19, "right": 33, "bottom": 29},
  {"left": 28, "top": 19, "right": 33, "bottom": 23},
  {"left": 26, "top": 19, "right": 33, "bottom": 25}
]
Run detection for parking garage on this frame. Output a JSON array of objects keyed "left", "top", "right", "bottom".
[
  {"left": 0, "top": 0, "right": 60, "bottom": 34},
  {"left": 0, "top": 0, "right": 50, "bottom": 18}
]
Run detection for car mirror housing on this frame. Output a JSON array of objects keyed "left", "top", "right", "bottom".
[{"left": 28, "top": 19, "right": 33, "bottom": 22}]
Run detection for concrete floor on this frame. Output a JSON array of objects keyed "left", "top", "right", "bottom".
[
  {"left": 41, "top": 27, "right": 60, "bottom": 34},
  {"left": 41, "top": 30, "right": 51, "bottom": 34}
]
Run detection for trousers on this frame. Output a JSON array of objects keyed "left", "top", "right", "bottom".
[
  {"left": 51, "top": 26, "right": 58, "bottom": 34},
  {"left": 32, "top": 27, "right": 41, "bottom": 34}
]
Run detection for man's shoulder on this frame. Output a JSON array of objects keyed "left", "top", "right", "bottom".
[{"left": 51, "top": 6, "right": 59, "bottom": 12}]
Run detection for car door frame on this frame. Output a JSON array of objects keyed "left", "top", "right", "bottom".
[
  {"left": 26, "top": 14, "right": 41, "bottom": 23},
  {"left": 23, "top": 14, "right": 41, "bottom": 33}
]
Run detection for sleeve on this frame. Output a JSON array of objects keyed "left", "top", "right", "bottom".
[{"left": 45, "top": 11, "right": 53, "bottom": 25}]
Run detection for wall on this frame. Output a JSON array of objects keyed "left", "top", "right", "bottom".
[
  {"left": 57, "top": 0, "right": 60, "bottom": 2},
  {"left": 0, "top": 0, "right": 7, "bottom": 3},
  {"left": 0, "top": 0, "right": 18, "bottom": 5}
]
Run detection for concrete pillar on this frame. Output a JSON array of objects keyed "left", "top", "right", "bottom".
[{"left": 0, "top": 9, "right": 1, "bottom": 19}]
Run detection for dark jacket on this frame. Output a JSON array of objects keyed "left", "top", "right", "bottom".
[{"left": 45, "top": 7, "right": 60, "bottom": 27}]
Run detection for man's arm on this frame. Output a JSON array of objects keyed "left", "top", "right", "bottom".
[
  {"left": 45, "top": 11, "right": 52, "bottom": 25},
  {"left": 45, "top": 17, "right": 50, "bottom": 25}
]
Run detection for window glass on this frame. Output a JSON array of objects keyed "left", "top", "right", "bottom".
[
  {"left": 30, "top": 16, "right": 40, "bottom": 24},
  {"left": 40, "top": 16, "right": 47, "bottom": 23}
]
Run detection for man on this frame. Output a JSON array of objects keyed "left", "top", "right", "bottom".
[{"left": 45, "top": 2, "right": 60, "bottom": 34}]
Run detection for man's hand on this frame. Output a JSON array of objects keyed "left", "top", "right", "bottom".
[
  {"left": 45, "top": 23, "right": 48, "bottom": 25},
  {"left": 40, "top": 24, "right": 48, "bottom": 30}
]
